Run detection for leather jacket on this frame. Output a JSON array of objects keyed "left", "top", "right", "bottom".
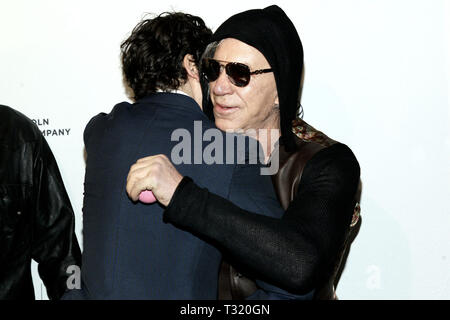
[{"left": 0, "top": 105, "right": 81, "bottom": 300}]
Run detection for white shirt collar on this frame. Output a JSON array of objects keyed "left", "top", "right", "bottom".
[{"left": 156, "top": 89, "right": 189, "bottom": 97}]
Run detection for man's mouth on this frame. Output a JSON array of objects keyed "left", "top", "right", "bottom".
[{"left": 214, "top": 103, "right": 239, "bottom": 115}]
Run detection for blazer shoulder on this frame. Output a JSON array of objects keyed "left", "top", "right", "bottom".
[{"left": 83, "top": 101, "right": 133, "bottom": 144}]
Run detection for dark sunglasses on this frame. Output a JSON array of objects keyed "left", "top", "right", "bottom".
[{"left": 201, "top": 58, "right": 273, "bottom": 87}]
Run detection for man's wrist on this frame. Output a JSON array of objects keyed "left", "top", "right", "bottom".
[{"left": 163, "top": 176, "right": 194, "bottom": 222}]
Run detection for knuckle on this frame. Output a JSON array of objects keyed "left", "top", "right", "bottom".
[{"left": 153, "top": 162, "right": 162, "bottom": 171}]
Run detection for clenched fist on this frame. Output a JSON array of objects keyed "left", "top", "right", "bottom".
[{"left": 126, "top": 154, "right": 183, "bottom": 206}]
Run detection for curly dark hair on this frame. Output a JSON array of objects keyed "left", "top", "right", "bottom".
[{"left": 121, "top": 12, "right": 212, "bottom": 101}]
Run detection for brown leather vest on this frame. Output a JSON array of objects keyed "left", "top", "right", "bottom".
[{"left": 218, "top": 118, "right": 362, "bottom": 300}]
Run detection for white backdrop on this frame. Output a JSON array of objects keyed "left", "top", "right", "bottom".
[{"left": 1, "top": 0, "right": 449, "bottom": 300}]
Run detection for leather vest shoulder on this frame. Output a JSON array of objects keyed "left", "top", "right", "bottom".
[{"left": 271, "top": 137, "right": 325, "bottom": 210}]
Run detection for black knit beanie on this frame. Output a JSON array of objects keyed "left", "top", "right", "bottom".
[{"left": 211, "top": 5, "right": 303, "bottom": 151}]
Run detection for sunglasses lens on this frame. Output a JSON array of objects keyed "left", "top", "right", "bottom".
[
  {"left": 202, "top": 59, "right": 251, "bottom": 87},
  {"left": 227, "top": 63, "right": 250, "bottom": 87},
  {"left": 202, "top": 59, "right": 221, "bottom": 82}
]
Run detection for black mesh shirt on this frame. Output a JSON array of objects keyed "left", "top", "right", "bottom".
[{"left": 163, "top": 143, "right": 360, "bottom": 295}]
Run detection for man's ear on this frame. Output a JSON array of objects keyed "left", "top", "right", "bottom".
[{"left": 183, "top": 54, "right": 199, "bottom": 80}]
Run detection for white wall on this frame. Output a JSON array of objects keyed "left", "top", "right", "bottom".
[{"left": 1, "top": 0, "right": 448, "bottom": 300}]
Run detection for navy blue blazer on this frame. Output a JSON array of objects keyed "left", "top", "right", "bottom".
[{"left": 68, "top": 93, "right": 284, "bottom": 299}]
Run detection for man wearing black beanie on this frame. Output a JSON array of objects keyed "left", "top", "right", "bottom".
[{"left": 127, "top": 5, "right": 361, "bottom": 300}]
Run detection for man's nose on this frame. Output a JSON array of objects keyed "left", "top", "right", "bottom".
[{"left": 212, "top": 67, "right": 233, "bottom": 96}]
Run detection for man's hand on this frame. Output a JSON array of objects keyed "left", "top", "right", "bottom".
[{"left": 126, "top": 154, "right": 183, "bottom": 207}]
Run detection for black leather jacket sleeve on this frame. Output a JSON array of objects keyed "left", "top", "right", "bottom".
[
  {"left": 30, "top": 135, "right": 82, "bottom": 300},
  {"left": 1, "top": 105, "right": 81, "bottom": 300}
]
